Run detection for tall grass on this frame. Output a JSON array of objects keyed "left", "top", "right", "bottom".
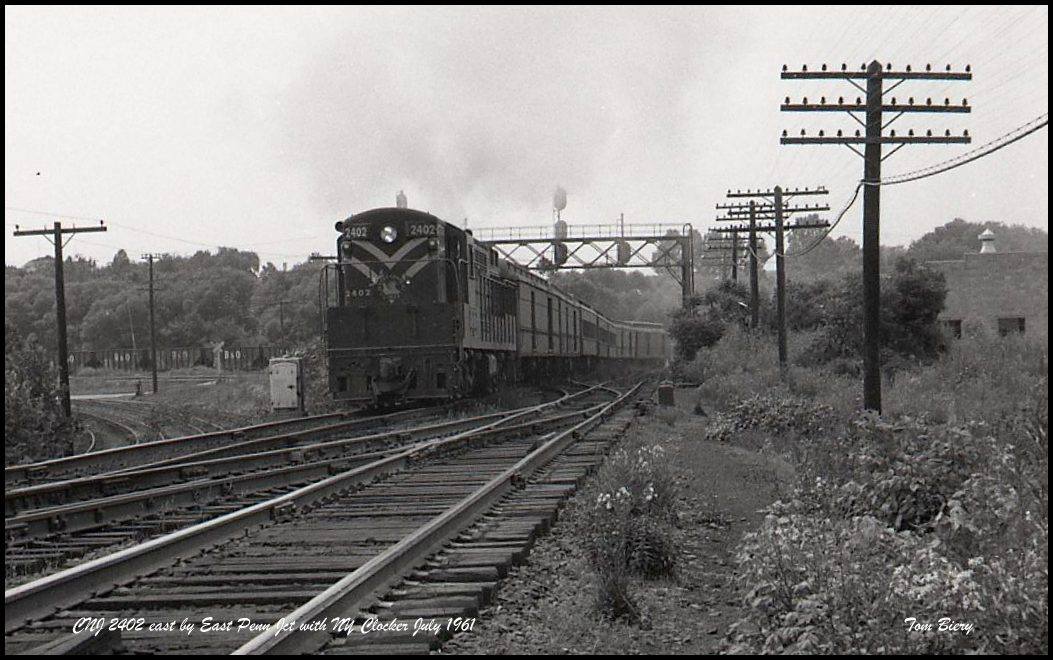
[{"left": 885, "top": 331, "right": 1049, "bottom": 423}]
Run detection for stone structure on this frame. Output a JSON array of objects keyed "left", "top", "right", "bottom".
[{"left": 927, "top": 230, "right": 1048, "bottom": 340}]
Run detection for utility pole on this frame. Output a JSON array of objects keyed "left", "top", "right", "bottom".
[
  {"left": 717, "top": 188, "right": 829, "bottom": 361},
  {"left": 680, "top": 225, "right": 695, "bottom": 308},
  {"left": 730, "top": 235, "right": 739, "bottom": 282},
  {"left": 276, "top": 300, "right": 291, "bottom": 349},
  {"left": 141, "top": 254, "right": 161, "bottom": 394},
  {"left": 748, "top": 201, "right": 759, "bottom": 329},
  {"left": 14, "top": 220, "right": 108, "bottom": 417},
  {"left": 773, "top": 187, "right": 787, "bottom": 365},
  {"left": 702, "top": 234, "right": 748, "bottom": 281},
  {"left": 254, "top": 299, "right": 294, "bottom": 349},
  {"left": 781, "top": 60, "right": 971, "bottom": 411}
]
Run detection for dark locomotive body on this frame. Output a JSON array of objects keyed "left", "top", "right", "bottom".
[{"left": 325, "top": 207, "right": 668, "bottom": 405}]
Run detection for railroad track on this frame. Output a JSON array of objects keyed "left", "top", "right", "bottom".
[
  {"left": 5, "top": 390, "right": 606, "bottom": 582},
  {"left": 82, "top": 398, "right": 228, "bottom": 437},
  {"left": 72, "top": 408, "right": 143, "bottom": 449},
  {"left": 72, "top": 400, "right": 163, "bottom": 444},
  {"left": 4, "top": 381, "right": 646, "bottom": 654},
  {"left": 5, "top": 407, "right": 442, "bottom": 489}
]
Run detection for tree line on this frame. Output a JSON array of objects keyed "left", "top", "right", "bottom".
[
  {"left": 5, "top": 248, "right": 325, "bottom": 355},
  {"left": 668, "top": 218, "right": 1047, "bottom": 368}
]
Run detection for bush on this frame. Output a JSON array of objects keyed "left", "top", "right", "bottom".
[
  {"left": 783, "top": 279, "right": 835, "bottom": 331},
  {"left": 5, "top": 323, "right": 75, "bottom": 465},
  {"left": 669, "top": 281, "right": 759, "bottom": 361},
  {"left": 797, "top": 258, "right": 948, "bottom": 369},
  {"left": 725, "top": 380, "right": 1048, "bottom": 654},
  {"left": 704, "top": 394, "right": 836, "bottom": 445},
  {"left": 586, "top": 439, "right": 679, "bottom": 619}
]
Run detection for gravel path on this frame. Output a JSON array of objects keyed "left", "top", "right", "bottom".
[{"left": 442, "top": 389, "right": 794, "bottom": 655}]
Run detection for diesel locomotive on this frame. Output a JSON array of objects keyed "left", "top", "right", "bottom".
[{"left": 324, "top": 206, "right": 669, "bottom": 405}]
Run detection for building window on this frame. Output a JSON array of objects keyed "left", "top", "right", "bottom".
[
  {"left": 942, "top": 319, "right": 962, "bottom": 339},
  {"left": 997, "top": 317, "right": 1025, "bottom": 336}
]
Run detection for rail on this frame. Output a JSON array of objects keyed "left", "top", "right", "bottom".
[
  {"left": 235, "top": 380, "right": 643, "bottom": 654},
  {"left": 4, "top": 385, "right": 608, "bottom": 631}
]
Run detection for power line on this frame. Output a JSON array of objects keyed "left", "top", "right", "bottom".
[
  {"left": 875, "top": 113, "right": 1048, "bottom": 185},
  {"left": 5, "top": 206, "right": 102, "bottom": 222},
  {"left": 7, "top": 207, "right": 324, "bottom": 259},
  {"left": 772, "top": 111, "right": 1048, "bottom": 260},
  {"left": 771, "top": 183, "right": 863, "bottom": 259}
]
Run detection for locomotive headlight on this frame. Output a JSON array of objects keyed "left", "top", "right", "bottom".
[{"left": 380, "top": 226, "right": 398, "bottom": 243}]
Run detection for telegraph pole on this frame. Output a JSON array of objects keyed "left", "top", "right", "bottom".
[
  {"left": 702, "top": 234, "right": 747, "bottom": 282},
  {"left": 748, "top": 201, "right": 760, "bottom": 329},
  {"left": 773, "top": 187, "right": 787, "bottom": 365},
  {"left": 275, "top": 300, "right": 292, "bottom": 349},
  {"left": 13, "top": 220, "right": 108, "bottom": 417},
  {"left": 781, "top": 60, "right": 971, "bottom": 411},
  {"left": 730, "top": 235, "right": 739, "bottom": 282},
  {"left": 680, "top": 226, "right": 695, "bottom": 308},
  {"left": 254, "top": 299, "right": 295, "bottom": 349},
  {"left": 141, "top": 254, "right": 160, "bottom": 394},
  {"left": 862, "top": 64, "right": 883, "bottom": 413},
  {"left": 717, "top": 188, "right": 829, "bottom": 362}
]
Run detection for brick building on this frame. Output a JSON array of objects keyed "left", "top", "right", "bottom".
[{"left": 927, "top": 230, "right": 1048, "bottom": 340}]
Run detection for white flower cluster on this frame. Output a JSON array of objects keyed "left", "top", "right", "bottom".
[{"left": 596, "top": 486, "right": 632, "bottom": 510}]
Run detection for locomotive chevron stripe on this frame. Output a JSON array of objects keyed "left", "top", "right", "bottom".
[
  {"left": 348, "top": 238, "right": 432, "bottom": 284},
  {"left": 353, "top": 238, "right": 427, "bottom": 267},
  {"left": 347, "top": 257, "right": 379, "bottom": 281}
]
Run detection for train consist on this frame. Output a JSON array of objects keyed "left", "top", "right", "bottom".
[{"left": 324, "top": 207, "right": 669, "bottom": 404}]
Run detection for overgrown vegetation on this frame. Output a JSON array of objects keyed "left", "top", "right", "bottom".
[
  {"left": 670, "top": 257, "right": 950, "bottom": 375},
  {"left": 796, "top": 258, "right": 948, "bottom": 369},
  {"left": 685, "top": 327, "right": 1048, "bottom": 653},
  {"left": 669, "top": 281, "right": 758, "bottom": 361},
  {"left": 584, "top": 424, "right": 680, "bottom": 619},
  {"left": 5, "top": 323, "right": 76, "bottom": 465}
]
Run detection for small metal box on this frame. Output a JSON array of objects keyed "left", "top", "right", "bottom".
[{"left": 269, "top": 357, "right": 304, "bottom": 413}]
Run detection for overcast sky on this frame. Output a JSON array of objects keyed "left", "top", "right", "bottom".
[{"left": 5, "top": 6, "right": 1049, "bottom": 267}]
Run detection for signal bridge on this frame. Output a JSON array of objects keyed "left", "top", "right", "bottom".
[{"left": 477, "top": 222, "right": 695, "bottom": 307}]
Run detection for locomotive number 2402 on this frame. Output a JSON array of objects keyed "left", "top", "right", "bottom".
[{"left": 408, "top": 223, "right": 438, "bottom": 237}]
